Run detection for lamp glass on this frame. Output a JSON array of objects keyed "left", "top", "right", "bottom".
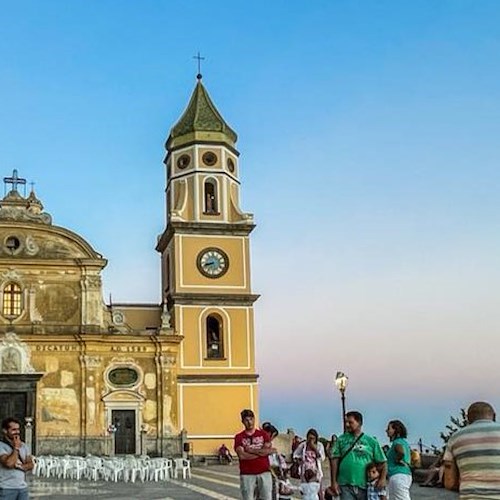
[{"left": 335, "top": 371, "right": 348, "bottom": 392}]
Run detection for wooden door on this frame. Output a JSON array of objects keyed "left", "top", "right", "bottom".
[
  {"left": 0, "top": 392, "right": 27, "bottom": 439},
  {"left": 112, "top": 409, "right": 136, "bottom": 455}
]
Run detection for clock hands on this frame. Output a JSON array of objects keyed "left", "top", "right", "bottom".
[{"left": 198, "top": 248, "right": 228, "bottom": 277}]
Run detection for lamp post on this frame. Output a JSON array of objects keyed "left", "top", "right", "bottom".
[{"left": 335, "top": 371, "right": 348, "bottom": 432}]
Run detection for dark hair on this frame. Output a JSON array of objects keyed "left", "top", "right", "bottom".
[
  {"left": 304, "top": 468, "right": 317, "bottom": 482},
  {"left": 346, "top": 411, "right": 363, "bottom": 425},
  {"left": 388, "top": 420, "right": 408, "bottom": 438},
  {"left": 262, "top": 422, "right": 278, "bottom": 438},
  {"left": 240, "top": 409, "right": 254, "bottom": 420},
  {"left": 366, "top": 462, "right": 378, "bottom": 475},
  {"left": 306, "top": 428, "right": 319, "bottom": 443},
  {"left": 467, "top": 402, "right": 495, "bottom": 423},
  {"left": 1, "top": 417, "right": 20, "bottom": 431}
]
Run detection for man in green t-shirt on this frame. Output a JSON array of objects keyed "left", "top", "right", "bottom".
[{"left": 327, "top": 411, "right": 386, "bottom": 500}]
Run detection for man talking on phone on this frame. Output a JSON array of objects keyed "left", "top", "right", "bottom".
[{"left": 0, "top": 417, "right": 33, "bottom": 500}]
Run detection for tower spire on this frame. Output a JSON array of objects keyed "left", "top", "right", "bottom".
[{"left": 167, "top": 79, "right": 237, "bottom": 150}]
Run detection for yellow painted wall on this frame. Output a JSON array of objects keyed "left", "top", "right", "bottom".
[
  {"left": 176, "top": 234, "right": 249, "bottom": 292},
  {"left": 181, "top": 383, "right": 257, "bottom": 434},
  {"left": 181, "top": 383, "right": 259, "bottom": 455},
  {"left": 177, "top": 305, "right": 253, "bottom": 372}
]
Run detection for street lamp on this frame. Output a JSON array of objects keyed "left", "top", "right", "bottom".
[{"left": 335, "top": 371, "right": 348, "bottom": 432}]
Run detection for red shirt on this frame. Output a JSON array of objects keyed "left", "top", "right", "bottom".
[{"left": 234, "top": 428, "right": 271, "bottom": 475}]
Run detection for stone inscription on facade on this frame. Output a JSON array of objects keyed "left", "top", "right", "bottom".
[
  {"left": 36, "top": 345, "right": 79, "bottom": 352},
  {"left": 110, "top": 345, "right": 148, "bottom": 352}
]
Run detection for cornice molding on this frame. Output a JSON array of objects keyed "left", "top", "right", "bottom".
[
  {"left": 177, "top": 373, "right": 259, "bottom": 383},
  {"left": 167, "top": 293, "right": 260, "bottom": 307},
  {"left": 156, "top": 221, "right": 255, "bottom": 252}
]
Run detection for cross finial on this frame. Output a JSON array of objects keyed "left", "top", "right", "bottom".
[
  {"left": 4, "top": 169, "right": 27, "bottom": 195},
  {"left": 193, "top": 51, "right": 205, "bottom": 80}
]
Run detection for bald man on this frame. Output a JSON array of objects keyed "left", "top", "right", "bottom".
[{"left": 444, "top": 401, "right": 500, "bottom": 499}]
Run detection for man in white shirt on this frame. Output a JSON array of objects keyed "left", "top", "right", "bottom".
[{"left": 0, "top": 417, "right": 33, "bottom": 500}]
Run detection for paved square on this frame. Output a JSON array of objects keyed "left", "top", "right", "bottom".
[{"left": 27, "top": 464, "right": 458, "bottom": 499}]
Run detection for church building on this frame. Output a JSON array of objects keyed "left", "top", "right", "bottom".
[{"left": 0, "top": 75, "right": 259, "bottom": 456}]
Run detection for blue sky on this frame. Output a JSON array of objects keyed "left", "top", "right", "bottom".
[{"left": 2, "top": 0, "right": 500, "bottom": 446}]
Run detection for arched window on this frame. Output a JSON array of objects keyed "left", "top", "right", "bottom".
[
  {"left": 206, "top": 314, "right": 224, "bottom": 359},
  {"left": 204, "top": 179, "right": 218, "bottom": 214},
  {"left": 2, "top": 283, "right": 22, "bottom": 318}
]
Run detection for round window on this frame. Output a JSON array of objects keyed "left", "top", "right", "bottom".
[
  {"left": 202, "top": 151, "right": 218, "bottom": 166},
  {"left": 176, "top": 154, "right": 191, "bottom": 170},
  {"left": 227, "top": 158, "right": 235, "bottom": 173},
  {"left": 5, "top": 236, "right": 21, "bottom": 254}
]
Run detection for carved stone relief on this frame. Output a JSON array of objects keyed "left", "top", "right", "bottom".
[
  {"left": 0, "top": 332, "right": 35, "bottom": 374},
  {"left": 25, "top": 235, "right": 40, "bottom": 256},
  {"left": 1, "top": 269, "right": 22, "bottom": 283},
  {"left": 1, "top": 347, "right": 21, "bottom": 373},
  {"left": 83, "top": 355, "right": 102, "bottom": 371}
]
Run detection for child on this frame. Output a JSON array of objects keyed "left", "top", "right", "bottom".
[
  {"left": 300, "top": 468, "right": 321, "bottom": 500},
  {"left": 278, "top": 467, "right": 298, "bottom": 500},
  {"left": 366, "top": 462, "right": 387, "bottom": 500}
]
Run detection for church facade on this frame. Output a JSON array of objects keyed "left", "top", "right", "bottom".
[{"left": 0, "top": 77, "right": 259, "bottom": 456}]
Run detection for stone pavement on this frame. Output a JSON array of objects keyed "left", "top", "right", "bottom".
[{"left": 28, "top": 464, "right": 458, "bottom": 499}]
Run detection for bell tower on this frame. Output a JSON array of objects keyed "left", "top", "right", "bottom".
[{"left": 156, "top": 75, "right": 259, "bottom": 454}]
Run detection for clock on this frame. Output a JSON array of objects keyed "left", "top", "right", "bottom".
[{"left": 197, "top": 248, "right": 229, "bottom": 278}]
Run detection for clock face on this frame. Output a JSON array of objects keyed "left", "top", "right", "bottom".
[{"left": 197, "top": 248, "right": 229, "bottom": 278}]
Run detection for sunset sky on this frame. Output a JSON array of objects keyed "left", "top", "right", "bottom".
[{"left": 2, "top": 0, "right": 500, "bottom": 446}]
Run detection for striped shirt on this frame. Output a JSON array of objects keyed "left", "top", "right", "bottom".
[{"left": 444, "top": 419, "right": 500, "bottom": 499}]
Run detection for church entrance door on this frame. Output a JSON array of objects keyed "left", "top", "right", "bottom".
[
  {"left": 0, "top": 392, "right": 27, "bottom": 439},
  {"left": 0, "top": 374, "right": 42, "bottom": 453},
  {"left": 112, "top": 409, "right": 136, "bottom": 455}
]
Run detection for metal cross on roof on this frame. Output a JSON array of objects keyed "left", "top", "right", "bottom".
[
  {"left": 193, "top": 51, "right": 205, "bottom": 80},
  {"left": 4, "top": 169, "right": 26, "bottom": 195}
]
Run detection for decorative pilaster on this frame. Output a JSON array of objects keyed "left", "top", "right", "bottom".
[{"left": 80, "top": 274, "right": 103, "bottom": 332}]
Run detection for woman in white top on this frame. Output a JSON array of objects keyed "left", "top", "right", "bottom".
[{"left": 292, "top": 428, "right": 326, "bottom": 498}]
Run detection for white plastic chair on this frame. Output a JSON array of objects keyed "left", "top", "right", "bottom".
[
  {"left": 123, "top": 457, "right": 147, "bottom": 483},
  {"left": 85, "top": 456, "right": 103, "bottom": 481},
  {"left": 69, "top": 457, "right": 87, "bottom": 480},
  {"left": 148, "top": 457, "right": 173, "bottom": 481},
  {"left": 102, "top": 458, "right": 124, "bottom": 482},
  {"left": 32, "top": 456, "right": 41, "bottom": 477},
  {"left": 173, "top": 458, "right": 191, "bottom": 479},
  {"left": 44, "top": 456, "right": 58, "bottom": 478}
]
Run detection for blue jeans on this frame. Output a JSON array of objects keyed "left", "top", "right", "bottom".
[
  {"left": 0, "top": 489, "right": 29, "bottom": 500},
  {"left": 340, "top": 485, "right": 367, "bottom": 500}
]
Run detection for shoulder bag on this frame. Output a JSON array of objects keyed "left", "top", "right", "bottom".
[{"left": 338, "top": 432, "right": 364, "bottom": 465}]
